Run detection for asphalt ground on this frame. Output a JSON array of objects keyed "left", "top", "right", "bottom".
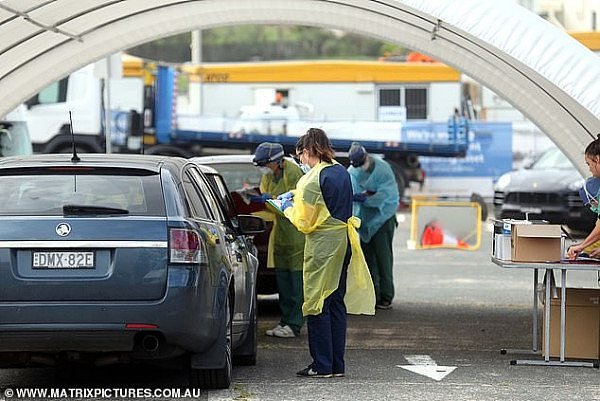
[{"left": 2, "top": 211, "right": 600, "bottom": 400}]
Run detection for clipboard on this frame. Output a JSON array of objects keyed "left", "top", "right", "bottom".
[{"left": 266, "top": 199, "right": 287, "bottom": 215}]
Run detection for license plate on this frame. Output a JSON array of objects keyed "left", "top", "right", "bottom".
[
  {"left": 521, "top": 207, "right": 542, "bottom": 214},
  {"left": 32, "top": 251, "right": 95, "bottom": 269}
]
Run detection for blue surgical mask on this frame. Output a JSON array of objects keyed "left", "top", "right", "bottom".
[{"left": 300, "top": 164, "right": 311, "bottom": 174}]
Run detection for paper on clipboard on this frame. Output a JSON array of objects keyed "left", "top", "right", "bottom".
[{"left": 266, "top": 199, "right": 287, "bottom": 215}]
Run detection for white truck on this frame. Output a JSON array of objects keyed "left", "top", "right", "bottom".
[
  {"left": 3, "top": 57, "right": 471, "bottom": 200},
  {"left": 3, "top": 56, "right": 144, "bottom": 154}
]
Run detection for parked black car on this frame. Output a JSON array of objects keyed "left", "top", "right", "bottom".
[
  {"left": 0, "top": 154, "right": 264, "bottom": 389},
  {"left": 493, "top": 147, "right": 596, "bottom": 233}
]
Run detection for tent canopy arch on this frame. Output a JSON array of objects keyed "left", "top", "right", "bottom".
[{"left": 0, "top": 0, "right": 598, "bottom": 172}]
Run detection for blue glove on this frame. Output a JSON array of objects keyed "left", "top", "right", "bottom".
[
  {"left": 353, "top": 192, "right": 367, "bottom": 203},
  {"left": 277, "top": 191, "right": 294, "bottom": 201},
  {"left": 249, "top": 193, "right": 272, "bottom": 203},
  {"left": 281, "top": 199, "right": 293, "bottom": 211}
]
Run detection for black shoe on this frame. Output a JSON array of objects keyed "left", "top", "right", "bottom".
[
  {"left": 376, "top": 300, "right": 392, "bottom": 310},
  {"left": 296, "top": 366, "right": 333, "bottom": 378}
]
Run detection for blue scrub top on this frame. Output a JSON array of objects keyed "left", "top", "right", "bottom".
[{"left": 319, "top": 163, "right": 353, "bottom": 222}]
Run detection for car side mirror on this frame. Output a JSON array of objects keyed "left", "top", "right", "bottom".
[{"left": 237, "top": 214, "right": 266, "bottom": 235}]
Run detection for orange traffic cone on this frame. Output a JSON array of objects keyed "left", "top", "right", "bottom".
[
  {"left": 421, "top": 222, "right": 444, "bottom": 246},
  {"left": 421, "top": 221, "right": 469, "bottom": 249}
]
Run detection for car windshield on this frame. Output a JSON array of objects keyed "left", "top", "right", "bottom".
[
  {"left": 206, "top": 162, "right": 262, "bottom": 191},
  {"left": 531, "top": 148, "right": 573, "bottom": 170},
  {"left": 0, "top": 171, "right": 165, "bottom": 216}
]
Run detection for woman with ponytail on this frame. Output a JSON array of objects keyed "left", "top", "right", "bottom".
[{"left": 281, "top": 128, "right": 375, "bottom": 377}]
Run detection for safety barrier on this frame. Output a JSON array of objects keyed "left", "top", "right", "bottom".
[{"left": 409, "top": 200, "right": 481, "bottom": 250}]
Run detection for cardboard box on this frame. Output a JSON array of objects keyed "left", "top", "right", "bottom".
[
  {"left": 542, "top": 288, "right": 600, "bottom": 360},
  {"left": 511, "top": 224, "right": 561, "bottom": 262}
]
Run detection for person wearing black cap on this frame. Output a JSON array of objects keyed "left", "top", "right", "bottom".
[
  {"left": 252, "top": 142, "right": 306, "bottom": 337},
  {"left": 347, "top": 142, "right": 399, "bottom": 309},
  {"left": 568, "top": 135, "right": 600, "bottom": 260}
]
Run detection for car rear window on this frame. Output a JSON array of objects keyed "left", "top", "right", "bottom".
[
  {"left": 0, "top": 168, "right": 165, "bottom": 216},
  {"left": 207, "top": 162, "right": 262, "bottom": 191}
]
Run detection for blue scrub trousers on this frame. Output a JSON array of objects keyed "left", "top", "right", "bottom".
[{"left": 306, "top": 244, "right": 351, "bottom": 375}]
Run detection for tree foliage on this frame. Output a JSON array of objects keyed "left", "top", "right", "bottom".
[{"left": 128, "top": 25, "right": 406, "bottom": 63}]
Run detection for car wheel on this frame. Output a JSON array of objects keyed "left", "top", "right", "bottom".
[
  {"left": 233, "top": 289, "right": 257, "bottom": 366},
  {"left": 189, "top": 296, "right": 232, "bottom": 389}
]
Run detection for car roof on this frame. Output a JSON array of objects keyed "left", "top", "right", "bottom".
[
  {"left": 0, "top": 153, "right": 189, "bottom": 173},
  {"left": 191, "top": 154, "right": 254, "bottom": 164}
]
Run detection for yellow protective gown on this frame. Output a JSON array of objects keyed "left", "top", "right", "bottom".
[
  {"left": 259, "top": 159, "right": 305, "bottom": 271},
  {"left": 284, "top": 161, "right": 375, "bottom": 316}
]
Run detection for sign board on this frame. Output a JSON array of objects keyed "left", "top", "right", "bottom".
[
  {"left": 378, "top": 106, "right": 406, "bottom": 122},
  {"left": 419, "top": 122, "right": 512, "bottom": 179}
]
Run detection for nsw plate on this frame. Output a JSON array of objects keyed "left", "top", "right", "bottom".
[{"left": 32, "top": 251, "right": 95, "bottom": 269}]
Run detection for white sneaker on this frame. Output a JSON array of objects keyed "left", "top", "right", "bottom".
[
  {"left": 266, "top": 324, "right": 283, "bottom": 336},
  {"left": 272, "top": 325, "right": 296, "bottom": 338}
]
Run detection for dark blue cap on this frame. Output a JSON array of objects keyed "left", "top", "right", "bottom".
[
  {"left": 579, "top": 177, "right": 600, "bottom": 205},
  {"left": 253, "top": 142, "right": 284, "bottom": 166},
  {"left": 348, "top": 142, "right": 367, "bottom": 167}
]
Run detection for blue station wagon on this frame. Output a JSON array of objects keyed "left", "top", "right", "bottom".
[{"left": 0, "top": 154, "right": 264, "bottom": 389}]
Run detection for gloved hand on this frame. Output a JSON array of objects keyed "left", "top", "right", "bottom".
[
  {"left": 249, "top": 193, "right": 272, "bottom": 203},
  {"left": 277, "top": 191, "right": 294, "bottom": 201},
  {"left": 352, "top": 192, "right": 367, "bottom": 203},
  {"left": 281, "top": 199, "right": 294, "bottom": 211}
]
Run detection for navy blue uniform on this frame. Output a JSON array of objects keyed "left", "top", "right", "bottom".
[
  {"left": 307, "top": 163, "right": 353, "bottom": 375},
  {"left": 320, "top": 163, "right": 353, "bottom": 221}
]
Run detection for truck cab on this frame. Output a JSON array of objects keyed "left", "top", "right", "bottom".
[{"left": 4, "top": 57, "right": 144, "bottom": 154}]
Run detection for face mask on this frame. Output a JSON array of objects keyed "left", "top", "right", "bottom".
[
  {"left": 258, "top": 167, "right": 271, "bottom": 175},
  {"left": 300, "top": 164, "right": 311, "bottom": 174}
]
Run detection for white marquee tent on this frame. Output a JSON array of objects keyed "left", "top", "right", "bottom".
[{"left": 0, "top": 0, "right": 598, "bottom": 172}]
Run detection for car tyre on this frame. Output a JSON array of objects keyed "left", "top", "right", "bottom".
[
  {"left": 189, "top": 296, "right": 232, "bottom": 389},
  {"left": 233, "top": 290, "right": 257, "bottom": 366}
]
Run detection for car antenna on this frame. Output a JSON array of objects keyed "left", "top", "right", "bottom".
[{"left": 68, "top": 111, "right": 80, "bottom": 163}]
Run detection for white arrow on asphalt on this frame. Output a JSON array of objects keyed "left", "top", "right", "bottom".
[{"left": 396, "top": 355, "right": 456, "bottom": 381}]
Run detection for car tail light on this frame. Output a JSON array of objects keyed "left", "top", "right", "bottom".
[{"left": 169, "top": 228, "right": 203, "bottom": 264}]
